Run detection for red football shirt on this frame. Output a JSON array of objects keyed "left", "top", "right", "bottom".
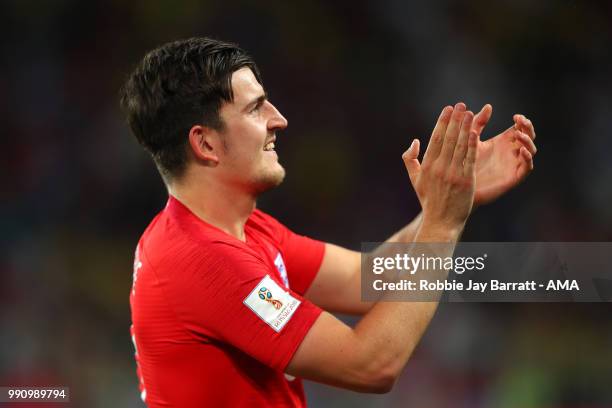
[{"left": 129, "top": 196, "right": 325, "bottom": 407}]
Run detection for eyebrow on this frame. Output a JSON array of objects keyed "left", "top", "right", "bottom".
[{"left": 243, "top": 93, "right": 268, "bottom": 112}]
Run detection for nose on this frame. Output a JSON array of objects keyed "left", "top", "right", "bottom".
[{"left": 266, "top": 101, "right": 288, "bottom": 131}]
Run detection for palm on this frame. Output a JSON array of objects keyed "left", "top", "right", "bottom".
[{"left": 474, "top": 127, "right": 527, "bottom": 205}]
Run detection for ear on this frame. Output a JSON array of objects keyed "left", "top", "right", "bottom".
[{"left": 187, "top": 125, "right": 221, "bottom": 165}]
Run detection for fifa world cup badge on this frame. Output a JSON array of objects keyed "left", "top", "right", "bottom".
[
  {"left": 258, "top": 287, "right": 283, "bottom": 309},
  {"left": 244, "top": 275, "right": 301, "bottom": 332}
]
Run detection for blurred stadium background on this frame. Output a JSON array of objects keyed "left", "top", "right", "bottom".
[{"left": 1, "top": 0, "right": 611, "bottom": 406}]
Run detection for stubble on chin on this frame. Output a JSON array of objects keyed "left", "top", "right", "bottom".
[{"left": 252, "top": 165, "right": 286, "bottom": 195}]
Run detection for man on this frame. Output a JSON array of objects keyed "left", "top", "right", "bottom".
[{"left": 120, "top": 37, "right": 536, "bottom": 407}]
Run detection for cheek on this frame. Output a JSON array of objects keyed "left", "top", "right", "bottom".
[
  {"left": 225, "top": 139, "right": 263, "bottom": 170},
  {"left": 222, "top": 121, "right": 267, "bottom": 164}
]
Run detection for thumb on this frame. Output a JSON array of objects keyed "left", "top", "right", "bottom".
[{"left": 402, "top": 139, "right": 421, "bottom": 186}]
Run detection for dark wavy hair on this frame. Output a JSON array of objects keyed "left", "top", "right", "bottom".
[{"left": 119, "top": 37, "right": 262, "bottom": 181}]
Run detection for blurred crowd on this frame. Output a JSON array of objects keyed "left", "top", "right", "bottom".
[{"left": 1, "top": 0, "right": 611, "bottom": 406}]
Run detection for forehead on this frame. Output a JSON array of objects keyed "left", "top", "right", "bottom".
[{"left": 230, "top": 67, "right": 264, "bottom": 104}]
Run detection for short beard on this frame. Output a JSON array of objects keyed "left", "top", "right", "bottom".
[{"left": 250, "top": 166, "right": 286, "bottom": 196}]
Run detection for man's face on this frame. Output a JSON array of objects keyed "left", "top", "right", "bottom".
[{"left": 215, "top": 67, "right": 288, "bottom": 195}]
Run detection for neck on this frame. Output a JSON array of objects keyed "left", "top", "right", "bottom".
[{"left": 168, "top": 175, "right": 256, "bottom": 242}]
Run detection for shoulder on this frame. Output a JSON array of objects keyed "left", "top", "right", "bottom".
[
  {"left": 140, "top": 206, "right": 263, "bottom": 273},
  {"left": 248, "top": 209, "right": 289, "bottom": 240},
  {"left": 250, "top": 208, "right": 282, "bottom": 227}
]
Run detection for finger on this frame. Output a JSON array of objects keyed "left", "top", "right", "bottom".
[
  {"left": 522, "top": 116, "right": 536, "bottom": 140},
  {"left": 451, "top": 111, "right": 474, "bottom": 169},
  {"left": 516, "top": 131, "right": 537, "bottom": 155},
  {"left": 422, "top": 106, "right": 453, "bottom": 165},
  {"left": 472, "top": 104, "right": 492, "bottom": 137},
  {"left": 463, "top": 130, "right": 479, "bottom": 176},
  {"left": 516, "top": 146, "right": 534, "bottom": 179},
  {"left": 402, "top": 139, "right": 421, "bottom": 186},
  {"left": 439, "top": 102, "right": 466, "bottom": 164},
  {"left": 514, "top": 114, "right": 536, "bottom": 140}
]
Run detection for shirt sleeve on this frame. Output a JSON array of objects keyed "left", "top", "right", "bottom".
[
  {"left": 254, "top": 210, "right": 326, "bottom": 295},
  {"left": 160, "top": 240, "right": 323, "bottom": 371}
]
